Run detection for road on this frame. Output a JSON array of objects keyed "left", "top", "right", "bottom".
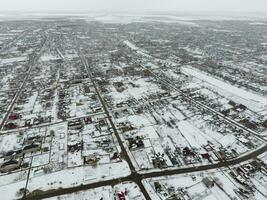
[
  {"left": 23, "top": 144, "right": 267, "bottom": 200},
  {"left": 22, "top": 39, "right": 267, "bottom": 199},
  {"left": 1, "top": 35, "right": 261, "bottom": 199},
  {"left": 0, "top": 29, "right": 30, "bottom": 53},
  {"left": 123, "top": 40, "right": 267, "bottom": 144},
  {"left": 0, "top": 111, "right": 105, "bottom": 136},
  {"left": 0, "top": 34, "right": 48, "bottom": 131},
  {"left": 78, "top": 51, "right": 152, "bottom": 200}
]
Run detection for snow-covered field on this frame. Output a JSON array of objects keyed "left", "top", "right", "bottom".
[
  {"left": 45, "top": 181, "right": 145, "bottom": 200},
  {"left": 0, "top": 160, "right": 130, "bottom": 199},
  {"left": 40, "top": 54, "right": 60, "bottom": 62},
  {"left": 181, "top": 66, "right": 267, "bottom": 112},
  {"left": 0, "top": 56, "right": 27, "bottom": 65},
  {"left": 143, "top": 168, "right": 267, "bottom": 200},
  {"left": 108, "top": 76, "right": 163, "bottom": 104}
]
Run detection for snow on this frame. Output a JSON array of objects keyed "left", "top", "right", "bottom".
[
  {"left": 260, "top": 55, "right": 267, "bottom": 61},
  {"left": 0, "top": 134, "right": 22, "bottom": 153},
  {"left": 26, "top": 160, "right": 130, "bottom": 194},
  {"left": 143, "top": 169, "right": 255, "bottom": 200},
  {"left": 249, "top": 22, "right": 266, "bottom": 25},
  {"left": 85, "top": 14, "right": 199, "bottom": 25},
  {"left": 132, "top": 148, "right": 153, "bottom": 169},
  {"left": 0, "top": 179, "right": 27, "bottom": 200},
  {"left": 64, "top": 54, "right": 78, "bottom": 60},
  {"left": 114, "top": 182, "right": 145, "bottom": 200},
  {"left": 123, "top": 40, "right": 151, "bottom": 58},
  {"left": 181, "top": 66, "right": 267, "bottom": 111},
  {"left": 45, "top": 181, "right": 145, "bottom": 200},
  {"left": 32, "top": 153, "right": 50, "bottom": 167},
  {"left": 219, "top": 134, "right": 236, "bottom": 147},
  {"left": 109, "top": 77, "right": 162, "bottom": 104},
  {"left": 126, "top": 114, "right": 154, "bottom": 128},
  {"left": 45, "top": 186, "right": 112, "bottom": 200},
  {"left": 40, "top": 55, "right": 60, "bottom": 62},
  {"left": 124, "top": 40, "right": 138, "bottom": 51},
  {"left": 0, "top": 56, "right": 27, "bottom": 64},
  {"left": 177, "top": 120, "right": 208, "bottom": 149}
]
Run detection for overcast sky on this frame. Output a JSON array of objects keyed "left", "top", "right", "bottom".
[{"left": 0, "top": 0, "right": 267, "bottom": 13}]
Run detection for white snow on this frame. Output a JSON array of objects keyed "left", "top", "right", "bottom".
[
  {"left": 0, "top": 56, "right": 27, "bottom": 64},
  {"left": 181, "top": 66, "right": 267, "bottom": 111},
  {"left": 40, "top": 55, "right": 60, "bottom": 62}
]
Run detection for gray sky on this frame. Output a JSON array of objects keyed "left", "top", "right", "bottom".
[{"left": 0, "top": 0, "right": 267, "bottom": 13}]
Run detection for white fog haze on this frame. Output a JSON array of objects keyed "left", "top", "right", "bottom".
[{"left": 0, "top": 0, "right": 267, "bottom": 13}]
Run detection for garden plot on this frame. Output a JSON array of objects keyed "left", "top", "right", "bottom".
[
  {"left": 67, "top": 151, "right": 83, "bottom": 167},
  {"left": 251, "top": 172, "right": 267, "bottom": 197},
  {"left": 25, "top": 160, "right": 130, "bottom": 196},
  {"left": 0, "top": 179, "right": 27, "bottom": 200},
  {"left": 67, "top": 84, "right": 96, "bottom": 117},
  {"left": 121, "top": 113, "right": 156, "bottom": 128},
  {"left": 40, "top": 54, "right": 61, "bottom": 62},
  {"left": 0, "top": 56, "right": 27, "bottom": 65},
  {"left": 49, "top": 123, "right": 68, "bottom": 164},
  {"left": 113, "top": 181, "right": 146, "bottom": 200},
  {"left": 32, "top": 153, "right": 50, "bottom": 167},
  {"left": 151, "top": 139, "right": 173, "bottom": 167},
  {"left": 0, "top": 133, "right": 22, "bottom": 153},
  {"left": 45, "top": 181, "right": 145, "bottom": 200},
  {"left": 135, "top": 126, "right": 159, "bottom": 139},
  {"left": 132, "top": 148, "right": 154, "bottom": 169},
  {"left": 45, "top": 186, "right": 112, "bottom": 200},
  {"left": 108, "top": 76, "right": 163, "bottom": 104},
  {"left": 157, "top": 125, "right": 189, "bottom": 147},
  {"left": 177, "top": 120, "right": 210, "bottom": 149},
  {"left": 144, "top": 169, "right": 264, "bottom": 200}
]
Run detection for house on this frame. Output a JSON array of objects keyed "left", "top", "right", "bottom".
[
  {"left": 84, "top": 155, "right": 99, "bottom": 165},
  {"left": 98, "top": 118, "right": 107, "bottom": 126},
  {"left": 92, "top": 107, "right": 102, "bottom": 113},
  {"left": 113, "top": 81, "right": 126, "bottom": 92},
  {"left": 0, "top": 159, "right": 21, "bottom": 173},
  {"left": 238, "top": 118, "right": 257, "bottom": 130},
  {"left": 111, "top": 152, "right": 119, "bottom": 160},
  {"left": 4, "top": 149, "right": 23, "bottom": 159},
  {"left": 121, "top": 123, "right": 135, "bottom": 132},
  {"left": 9, "top": 113, "right": 20, "bottom": 120},
  {"left": 216, "top": 149, "right": 227, "bottom": 161},
  {"left": 183, "top": 147, "right": 195, "bottom": 157},
  {"left": 4, "top": 150, "right": 16, "bottom": 158},
  {"left": 4, "top": 122, "right": 17, "bottom": 129},
  {"left": 68, "top": 142, "right": 82, "bottom": 153},
  {"left": 221, "top": 109, "right": 230, "bottom": 116},
  {"left": 236, "top": 104, "right": 247, "bottom": 111},
  {"left": 201, "top": 153, "right": 210, "bottom": 160},
  {"left": 228, "top": 100, "right": 236, "bottom": 107},
  {"left": 154, "top": 182, "right": 162, "bottom": 192},
  {"left": 25, "top": 135, "right": 43, "bottom": 144},
  {"left": 152, "top": 157, "right": 168, "bottom": 169},
  {"left": 22, "top": 143, "right": 41, "bottom": 154},
  {"left": 68, "top": 120, "right": 83, "bottom": 130},
  {"left": 128, "top": 137, "right": 144, "bottom": 149},
  {"left": 202, "top": 177, "right": 214, "bottom": 188},
  {"left": 84, "top": 116, "right": 92, "bottom": 124},
  {"left": 250, "top": 160, "right": 263, "bottom": 171},
  {"left": 118, "top": 192, "right": 126, "bottom": 200}
]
